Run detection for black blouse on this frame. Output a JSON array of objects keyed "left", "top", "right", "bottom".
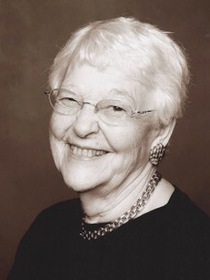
[{"left": 8, "top": 188, "right": 210, "bottom": 280}]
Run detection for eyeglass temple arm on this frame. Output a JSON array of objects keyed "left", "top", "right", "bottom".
[{"left": 134, "top": 110, "right": 155, "bottom": 115}]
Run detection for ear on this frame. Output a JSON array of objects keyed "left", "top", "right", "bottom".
[{"left": 151, "top": 119, "right": 176, "bottom": 148}]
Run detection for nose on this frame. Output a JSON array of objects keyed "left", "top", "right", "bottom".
[{"left": 73, "top": 104, "right": 99, "bottom": 138}]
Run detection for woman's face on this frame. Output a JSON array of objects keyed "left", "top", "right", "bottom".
[{"left": 49, "top": 64, "right": 158, "bottom": 194}]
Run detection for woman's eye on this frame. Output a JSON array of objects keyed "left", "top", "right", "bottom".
[
  {"left": 63, "top": 97, "right": 76, "bottom": 102},
  {"left": 58, "top": 97, "right": 77, "bottom": 106},
  {"left": 103, "top": 104, "right": 127, "bottom": 118},
  {"left": 111, "top": 106, "right": 125, "bottom": 112}
]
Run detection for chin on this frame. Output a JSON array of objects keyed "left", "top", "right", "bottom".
[
  {"left": 59, "top": 154, "right": 112, "bottom": 192},
  {"left": 62, "top": 174, "right": 99, "bottom": 193}
]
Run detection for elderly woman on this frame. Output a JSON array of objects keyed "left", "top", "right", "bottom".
[{"left": 8, "top": 17, "right": 210, "bottom": 280}]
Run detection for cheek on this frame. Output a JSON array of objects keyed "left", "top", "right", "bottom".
[
  {"left": 49, "top": 114, "right": 71, "bottom": 169},
  {"left": 49, "top": 114, "right": 67, "bottom": 138},
  {"left": 110, "top": 122, "right": 153, "bottom": 152},
  {"left": 49, "top": 113, "right": 76, "bottom": 144},
  {"left": 111, "top": 122, "right": 156, "bottom": 166},
  {"left": 49, "top": 135, "right": 63, "bottom": 170}
]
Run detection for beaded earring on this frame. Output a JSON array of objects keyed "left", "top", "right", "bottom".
[{"left": 149, "top": 143, "right": 166, "bottom": 165}]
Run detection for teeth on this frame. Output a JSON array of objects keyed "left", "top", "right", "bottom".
[
  {"left": 70, "top": 145, "right": 107, "bottom": 158},
  {"left": 88, "top": 149, "right": 94, "bottom": 157},
  {"left": 83, "top": 149, "right": 88, "bottom": 156},
  {"left": 96, "top": 151, "right": 101, "bottom": 156}
]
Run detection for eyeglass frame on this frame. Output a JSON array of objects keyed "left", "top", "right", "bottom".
[{"left": 44, "top": 88, "right": 155, "bottom": 124}]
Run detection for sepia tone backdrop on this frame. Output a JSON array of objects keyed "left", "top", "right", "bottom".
[{"left": 0, "top": 0, "right": 210, "bottom": 278}]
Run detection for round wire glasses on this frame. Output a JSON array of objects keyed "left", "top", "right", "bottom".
[{"left": 44, "top": 88, "right": 154, "bottom": 125}]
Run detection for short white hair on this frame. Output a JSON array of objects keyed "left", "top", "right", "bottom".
[{"left": 49, "top": 17, "right": 190, "bottom": 125}]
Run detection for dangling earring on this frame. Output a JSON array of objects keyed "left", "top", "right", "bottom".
[{"left": 149, "top": 143, "right": 166, "bottom": 165}]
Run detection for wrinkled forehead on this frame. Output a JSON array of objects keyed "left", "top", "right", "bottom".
[
  {"left": 69, "top": 52, "right": 158, "bottom": 83},
  {"left": 61, "top": 62, "right": 154, "bottom": 108}
]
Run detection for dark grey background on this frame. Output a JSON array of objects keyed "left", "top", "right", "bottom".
[{"left": 0, "top": 0, "right": 210, "bottom": 278}]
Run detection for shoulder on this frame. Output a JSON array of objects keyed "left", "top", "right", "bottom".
[
  {"left": 139, "top": 187, "right": 210, "bottom": 250},
  {"left": 168, "top": 187, "right": 210, "bottom": 226},
  {"left": 8, "top": 199, "right": 82, "bottom": 279},
  {"left": 37, "top": 198, "right": 81, "bottom": 218},
  {"left": 33, "top": 198, "right": 82, "bottom": 227},
  {"left": 163, "top": 187, "right": 210, "bottom": 250},
  {"left": 169, "top": 188, "right": 210, "bottom": 274},
  {"left": 15, "top": 198, "right": 82, "bottom": 252},
  {"left": 21, "top": 198, "right": 82, "bottom": 239}
]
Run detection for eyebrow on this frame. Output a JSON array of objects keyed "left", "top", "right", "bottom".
[
  {"left": 60, "top": 86, "right": 136, "bottom": 105},
  {"left": 62, "top": 84, "right": 78, "bottom": 93},
  {"left": 109, "top": 88, "right": 129, "bottom": 96},
  {"left": 110, "top": 89, "right": 136, "bottom": 104}
]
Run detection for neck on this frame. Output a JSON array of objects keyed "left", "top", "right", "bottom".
[{"left": 79, "top": 164, "right": 157, "bottom": 224}]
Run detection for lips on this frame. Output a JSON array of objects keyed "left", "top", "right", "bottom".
[{"left": 70, "top": 145, "right": 108, "bottom": 158}]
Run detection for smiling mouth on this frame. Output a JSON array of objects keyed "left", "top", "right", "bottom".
[{"left": 70, "top": 145, "right": 108, "bottom": 158}]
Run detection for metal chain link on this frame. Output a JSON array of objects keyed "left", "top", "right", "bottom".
[{"left": 80, "top": 171, "right": 162, "bottom": 240}]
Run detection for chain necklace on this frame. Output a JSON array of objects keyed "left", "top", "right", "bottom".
[{"left": 80, "top": 171, "right": 162, "bottom": 240}]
